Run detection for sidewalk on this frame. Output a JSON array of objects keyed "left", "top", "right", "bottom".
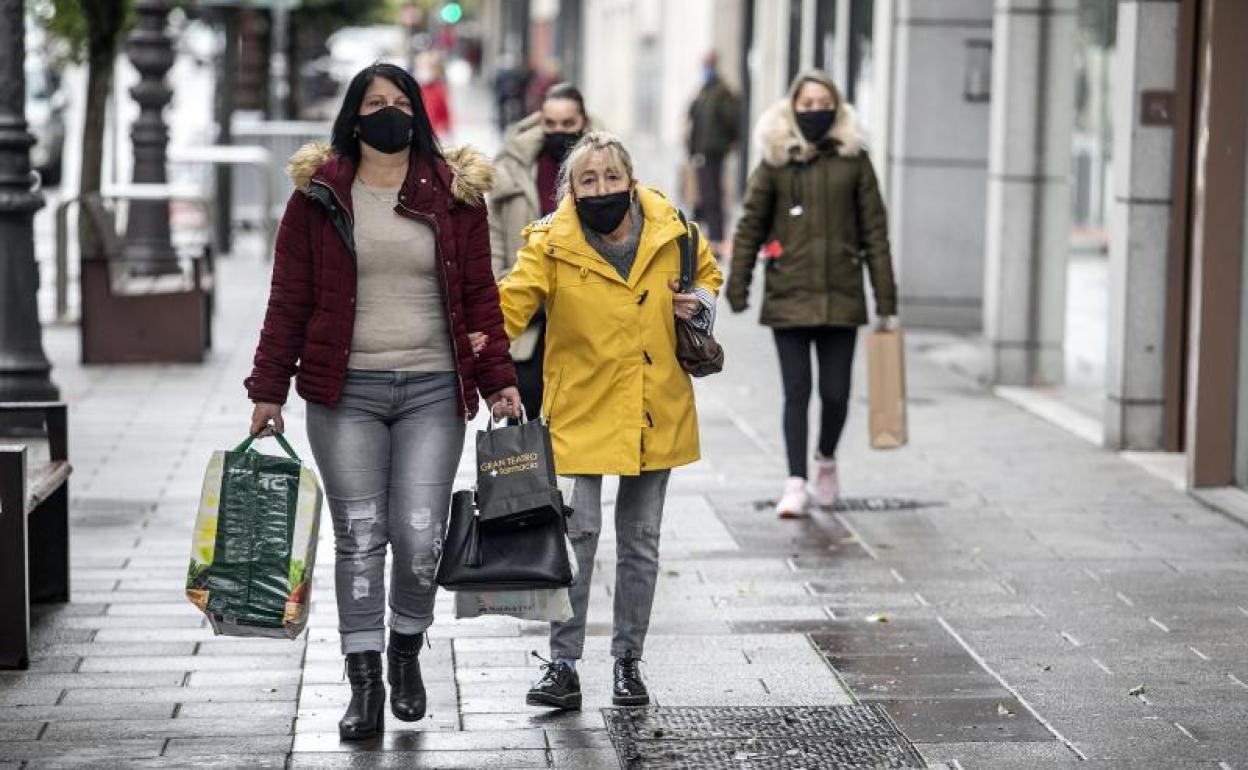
[
  {"left": 5, "top": 226, "right": 1248, "bottom": 767},
  {"left": 3, "top": 86, "right": 1247, "bottom": 769}
]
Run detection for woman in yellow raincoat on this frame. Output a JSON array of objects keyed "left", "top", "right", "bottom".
[{"left": 492, "top": 130, "right": 722, "bottom": 712}]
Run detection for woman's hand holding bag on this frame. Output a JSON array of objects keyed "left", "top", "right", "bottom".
[{"left": 674, "top": 211, "right": 725, "bottom": 377}]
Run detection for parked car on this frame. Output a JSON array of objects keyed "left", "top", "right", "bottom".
[{"left": 26, "top": 62, "right": 66, "bottom": 187}]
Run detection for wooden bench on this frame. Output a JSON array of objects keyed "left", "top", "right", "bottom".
[
  {"left": 79, "top": 194, "right": 215, "bottom": 364},
  {"left": 0, "top": 402, "right": 72, "bottom": 670}
]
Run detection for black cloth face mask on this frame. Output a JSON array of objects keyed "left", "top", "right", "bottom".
[
  {"left": 575, "top": 190, "right": 632, "bottom": 234},
  {"left": 795, "top": 108, "right": 836, "bottom": 144},
  {"left": 356, "top": 106, "right": 414, "bottom": 154},
  {"left": 542, "top": 131, "right": 581, "bottom": 162}
]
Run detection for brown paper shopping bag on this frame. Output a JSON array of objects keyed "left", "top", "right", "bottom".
[{"left": 866, "top": 329, "right": 908, "bottom": 449}]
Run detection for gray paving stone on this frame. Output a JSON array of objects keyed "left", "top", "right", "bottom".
[
  {"left": 42, "top": 716, "right": 294, "bottom": 741},
  {"left": 162, "top": 735, "right": 294, "bottom": 755},
  {"left": 185, "top": 669, "right": 302, "bottom": 687},
  {"left": 0, "top": 739, "right": 166, "bottom": 763},
  {"left": 59, "top": 754, "right": 290, "bottom": 769},
  {"left": 78, "top": 655, "right": 297, "bottom": 673},
  {"left": 33, "top": 642, "right": 196, "bottom": 658},
  {"left": 289, "top": 750, "right": 551, "bottom": 768},
  {"left": 460, "top": 711, "right": 606, "bottom": 731},
  {"left": 177, "top": 701, "right": 298, "bottom": 720},
  {"left": 61, "top": 685, "right": 298, "bottom": 705},
  {"left": 293, "top": 730, "right": 545, "bottom": 753},
  {"left": 0, "top": 672, "right": 185, "bottom": 689},
  {"left": 0, "top": 690, "right": 62, "bottom": 707},
  {"left": 549, "top": 748, "right": 621, "bottom": 769},
  {"left": 0, "top": 722, "right": 42, "bottom": 741},
  {"left": 915, "top": 741, "right": 1078, "bottom": 767},
  {"left": 0, "top": 704, "right": 175, "bottom": 722}
]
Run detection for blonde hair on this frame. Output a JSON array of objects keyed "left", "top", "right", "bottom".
[{"left": 556, "top": 130, "right": 635, "bottom": 202}]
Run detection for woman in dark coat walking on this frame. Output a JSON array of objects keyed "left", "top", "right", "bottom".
[
  {"left": 245, "top": 63, "right": 520, "bottom": 741},
  {"left": 728, "top": 69, "right": 898, "bottom": 518}
]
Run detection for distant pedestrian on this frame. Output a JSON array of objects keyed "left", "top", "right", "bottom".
[
  {"left": 416, "top": 52, "right": 452, "bottom": 138},
  {"left": 493, "top": 55, "right": 531, "bottom": 133},
  {"left": 245, "top": 63, "right": 520, "bottom": 741},
  {"left": 493, "top": 131, "right": 723, "bottom": 711},
  {"left": 524, "top": 64, "right": 563, "bottom": 115},
  {"left": 727, "top": 69, "right": 897, "bottom": 518},
  {"left": 686, "top": 52, "right": 741, "bottom": 259},
  {"left": 487, "top": 82, "right": 599, "bottom": 420}
]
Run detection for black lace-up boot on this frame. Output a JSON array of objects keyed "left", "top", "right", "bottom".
[
  {"left": 612, "top": 655, "right": 649, "bottom": 706},
  {"left": 339, "top": 651, "right": 385, "bottom": 740},
  {"left": 525, "top": 653, "right": 582, "bottom": 711},
  {"left": 387, "top": 631, "right": 426, "bottom": 721}
]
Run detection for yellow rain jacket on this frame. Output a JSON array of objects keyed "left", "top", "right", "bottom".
[{"left": 498, "top": 186, "right": 724, "bottom": 476}]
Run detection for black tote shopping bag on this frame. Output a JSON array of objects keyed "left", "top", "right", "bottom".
[
  {"left": 475, "top": 412, "right": 562, "bottom": 530},
  {"left": 436, "top": 490, "right": 574, "bottom": 591}
]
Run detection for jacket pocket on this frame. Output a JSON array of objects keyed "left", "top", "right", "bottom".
[{"left": 542, "top": 366, "right": 567, "bottom": 421}]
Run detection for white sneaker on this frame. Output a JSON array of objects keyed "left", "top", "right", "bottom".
[
  {"left": 776, "top": 477, "right": 810, "bottom": 519},
  {"left": 811, "top": 454, "right": 839, "bottom": 508}
]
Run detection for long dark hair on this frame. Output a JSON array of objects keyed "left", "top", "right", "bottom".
[{"left": 330, "top": 63, "right": 441, "bottom": 162}]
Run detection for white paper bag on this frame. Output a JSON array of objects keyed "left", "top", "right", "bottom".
[{"left": 454, "top": 588, "right": 574, "bottom": 622}]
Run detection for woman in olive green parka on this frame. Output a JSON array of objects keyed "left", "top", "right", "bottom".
[{"left": 728, "top": 69, "right": 897, "bottom": 517}]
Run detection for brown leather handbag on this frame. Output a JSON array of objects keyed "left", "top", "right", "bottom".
[{"left": 675, "top": 211, "right": 725, "bottom": 377}]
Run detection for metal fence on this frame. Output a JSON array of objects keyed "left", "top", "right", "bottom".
[{"left": 231, "top": 119, "right": 331, "bottom": 226}]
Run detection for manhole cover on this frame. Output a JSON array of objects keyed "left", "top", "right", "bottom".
[{"left": 603, "top": 705, "right": 926, "bottom": 769}]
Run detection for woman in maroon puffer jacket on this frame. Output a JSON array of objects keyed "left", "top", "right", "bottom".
[{"left": 245, "top": 64, "right": 520, "bottom": 741}]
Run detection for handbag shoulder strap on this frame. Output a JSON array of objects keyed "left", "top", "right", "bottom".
[{"left": 675, "top": 210, "right": 698, "bottom": 293}]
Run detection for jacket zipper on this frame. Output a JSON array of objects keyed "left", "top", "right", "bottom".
[
  {"left": 396, "top": 201, "right": 470, "bottom": 418},
  {"left": 310, "top": 180, "right": 356, "bottom": 257}
]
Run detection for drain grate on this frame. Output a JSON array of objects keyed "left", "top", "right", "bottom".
[
  {"left": 753, "top": 497, "right": 939, "bottom": 513},
  {"left": 830, "top": 497, "right": 938, "bottom": 513},
  {"left": 603, "top": 705, "right": 927, "bottom": 769}
]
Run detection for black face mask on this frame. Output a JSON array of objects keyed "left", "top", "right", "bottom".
[
  {"left": 542, "top": 131, "right": 581, "bottom": 162},
  {"left": 356, "top": 106, "right": 413, "bottom": 154},
  {"left": 795, "top": 109, "right": 836, "bottom": 143},
  {"left": 575, "top": 190, "right": 632, "bottom": 234}
]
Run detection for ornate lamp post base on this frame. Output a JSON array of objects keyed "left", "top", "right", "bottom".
[
  {"left": 0, "top": 0, "right": 57, "bottom": 412},
  {"left": 124, "top": 0, "right": 179, "bottom": 276}
]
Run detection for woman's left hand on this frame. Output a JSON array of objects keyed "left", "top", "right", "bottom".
[
  {"left": 486, "top": 386, "right": 523, "bottom": 419},
  {"left": 468, "top": 331, "right": 489, "bottom": 355},
  {"left": 669, "top": 280, "right": 700, "bottom": 321}
]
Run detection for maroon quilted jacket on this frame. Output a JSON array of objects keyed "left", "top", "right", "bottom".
[{"left": 245, "top": 142, "right": 516, "bottom": 418}]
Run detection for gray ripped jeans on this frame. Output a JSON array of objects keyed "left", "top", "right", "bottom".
[
  {"left": 306, "top": 370, "right": 465, "bottom": 654},
  {"left": 551, "top": 471, "right": 671, "bottom": 661}
]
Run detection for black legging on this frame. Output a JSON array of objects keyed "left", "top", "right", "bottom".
[
  {"left": 773, "top": 326, "right": 858, "bottom": 479},
  {"left": 513, "top": 330, "right": 545, "bottom": 421}
]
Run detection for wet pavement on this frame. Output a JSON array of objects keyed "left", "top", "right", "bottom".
[
  {"left": 5, "top": 239, "right": 1248, "bottom": 767},
  {"left": 4, "top": 85, "right": 1248, "bottom": 770}
]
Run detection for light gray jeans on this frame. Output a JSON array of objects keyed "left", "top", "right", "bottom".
[
  {"left": 551, "top": 470, "right": 671, "bottom": 661},
  {"left": 306, "top": 370, "right": 465, "bottom": 654}
]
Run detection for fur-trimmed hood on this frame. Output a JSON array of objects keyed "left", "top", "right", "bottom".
[
  {"left": 286, "top": 141, "right": 494, "bottom": 206},
  {"left": 755, "top": 69, "right": 866, "bottom": 167}
]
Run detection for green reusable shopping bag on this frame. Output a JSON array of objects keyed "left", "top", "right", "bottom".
[{"left": 186, "top": 433, "right": 323, "bottom": 639}]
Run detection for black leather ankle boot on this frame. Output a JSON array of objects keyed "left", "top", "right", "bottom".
[
  {"left": 339, "top": 651, "right": 385, "bottom": 740},
  {"left": 387, "top": 631, "right": 427, "bottom": 721}
]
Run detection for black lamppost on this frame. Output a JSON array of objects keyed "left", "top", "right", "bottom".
[
  {"left": 0, "top": 0, "right": 57, "bottom": 405},
  {"left": 123, "top": 0, "right": 179, "bottom": 275}
]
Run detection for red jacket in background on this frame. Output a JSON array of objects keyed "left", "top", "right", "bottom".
[
  {"left": 421, "top": 80, "right": 453, "bottom": 138},
  {"left": 245, "top": 141, "right": 515, "bottom": 418}
]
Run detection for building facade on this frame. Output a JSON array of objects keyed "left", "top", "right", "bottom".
[{"left": 480, "top": 0, "right": 1248, "bottom": 493}]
